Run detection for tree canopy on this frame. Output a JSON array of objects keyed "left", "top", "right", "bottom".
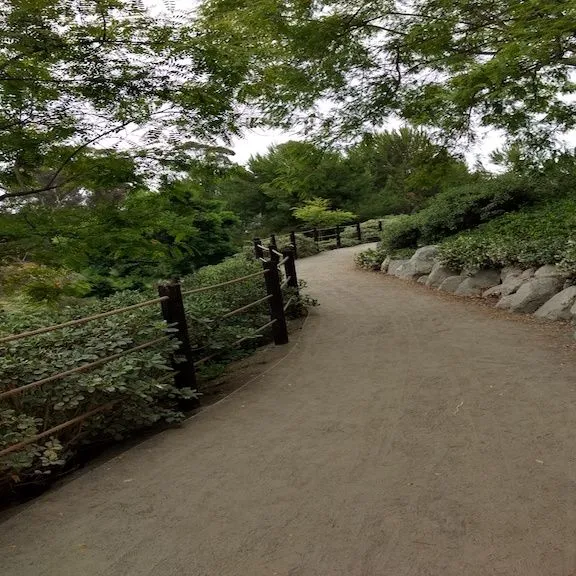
[
  {"left": 199, "top": 0, "right": 576, "bottom": 148},
  {"left": 0, "top": 0, "right": 246, "bottom": 203}
]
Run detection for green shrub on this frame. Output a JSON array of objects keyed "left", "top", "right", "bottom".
[
  {"left": 437, "top": 200, "right": 576, "bottom": 271},
  {"left": 0, "top": 264, "right": 90, "bottom": 303},
  {"left": 355, "top": 247, "right": 388, "bottom": 270},
  {"left": 0, "top": 290, "right": 188, "bottom": 485},
  {"left": 0, "top": 252, "right": 308, "bottom": 491},
  {"left": 380, "top": 174, "right": 537, "bottom": 251},
  {"left": 277, "top": 233, "right": 320, "bottom": 258},
  {"left": 381, "top": 214, "right": 422, "bottom": 250}
]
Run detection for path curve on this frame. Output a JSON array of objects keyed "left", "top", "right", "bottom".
[{"left": 2, "top": 245, "right": 576, "bottom": 575}]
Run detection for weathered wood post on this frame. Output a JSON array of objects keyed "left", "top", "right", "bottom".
[
  {"left": 253, "top": 237, "right": 264, "bottom": 259},
  {"left": 289, "top": 231, "right": 298, "bottom": 259},
  {"left": 378, "top": 220, "right": 383, "bottom": 232},
  {"left": 270, "top": 233, "right": 278, "bottom": 251},
  {"left": 313, "top": 227, "right": 319, "bottom": 247},
  {"left": 157, "top": 280, "right": 197, "bottom": 391},
  {"left": 336, "top": 225, "right": 342, "bottom": 248},
  {"left": 262, "top": 261, "right": 289, "bottom": 345},
  {"left": 356, "top": 222, "right": 362, "bottom": 241},
  {"left": 282, "top": 247, "right": 299, "bottom": 291},
  {"left": 269, "top": 244, "right": 280, "bottom": 265}
]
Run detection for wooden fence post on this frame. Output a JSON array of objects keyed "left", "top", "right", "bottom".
[
  {"left": 270, "top": 233, "right": 278, "bottom": 251},
  {"left": 253, "top": 237, "right": 264, "bottom": 259},
  {"left": 313, "top": 227, "right": 319, "bottom": 247},
  {"left": 336, "top": 225, "right": 342, "bottom": 248},
  {"left": 262, "top": 261, "right": 289, "bottom": 345},
  {"left": 269, "top": 244, "right": 279, "bottom": 265},
  {"left": 356, "top": 222, "right": 362, "bottom": 241},
  {"left": 378, "top": 220, "right": 383, "bottom": 232},
  {"left": 158, "top": 280, "right": 197, "bottom": 392},
  {"left": 282, "top": 247, "right": 299, "bottom": 291},
  {"left": 289, "top": 231, "right": 298, "bottom": 259}
]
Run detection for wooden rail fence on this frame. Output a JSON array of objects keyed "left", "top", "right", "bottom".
[
  {"left": 256, "top": 220, "right": 383, "bottom": 260},
  {"left": 0, "top": 248, "right": 299, "bottom": 459}
]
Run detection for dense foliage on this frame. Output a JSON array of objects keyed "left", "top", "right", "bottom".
[
  {"left": 438, "top": 201, "right": 576, "bottom": 272},
  {"left": 200, "top": 0, "right": 576, "bottom": 149},
  {"left": 218, "top": 131, "right": 471, "bottom": 233},
  {"left": 0, "top": 252, "right": 296, "bottom": 492}
]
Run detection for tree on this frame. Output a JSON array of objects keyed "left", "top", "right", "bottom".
[
  {"left": 0, "top": 0, "right": 247, "bottom": 204},
  {"left": 218, "top": 140, "right": 358, "bottom": 232},
  {"left": 346, "top": 128, "right": 471, "bottom": 215},
  {"left": 292, "top": 198, "right": 356, "bottom": 228},
  {"left": 199, "top": 0, "right": 576, "bottom": 149}
]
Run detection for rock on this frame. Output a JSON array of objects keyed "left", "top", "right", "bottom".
[
  {"left": 438, "top": 276, "right": 465, "bottom": 293},
  {"left": 534, "top": 286, "right": 576, "bottom": 321},
  {"left": 380, "top": 256, "right": 390, "bottom": 273},
  {"left": 417, "top": 275, "right": 429, "bottom": 284},
  {"left": 520, "top": 268, "right": 536, "bottom": 280},
  {"left": 506, "top": 277, "right": 563, "bottom": 314},
  {"left": 425, "top": 262, "right": 458, "bottom": 288},
  {"left": 394, "top": 245, "right": 438, "bottom": 279},
  {"left": 501, "top": 266, "right": 523, "bottom": 282},
  {"left": 496, "top": 295, "right": 514, "bottom": 309},
  {"left": 534, "top": 265, "right": 568, "bottom": 279},
  {"left": 454, "top": 269, "right": 501, "bottom": 297},
  {"left": 500, "top": 275, "right": 525, "bottom": 296},
  {"left": 388, "top": 259, "right": 409, "bottom": 277},
  {"left": 483, "top": 285, "right": 504, "bottom": 298}
]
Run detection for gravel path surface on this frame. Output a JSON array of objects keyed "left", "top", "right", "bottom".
[{"left": 2, "top": 244, "right": 576, "bottom": 575}]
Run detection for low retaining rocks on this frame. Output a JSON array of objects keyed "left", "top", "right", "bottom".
[{"left": 377, "top": 246, "right": 576, "bottom": 330}]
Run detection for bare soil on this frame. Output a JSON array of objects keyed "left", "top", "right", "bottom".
[{"left": 2, "top": 245, "right": 576, "bottom": 575}]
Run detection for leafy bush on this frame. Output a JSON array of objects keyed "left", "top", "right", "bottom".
[
  {"left": 277, "top": 233, "right": 320, "bottom": 258},
  {"left": 0, "top": 264, "right": 90, "bottom": 303},
  {"left": 380, "top": 174, "right": 537, "bottom": 251},
  {"left": 292, "top": 198, "right": 357, "bottom": 228},
  {"left": 355, "top": 247, "right": 388, "bottom": 270},
  {"left": 0, "top": 252, "right": 308, "bottom": 492},
  {"left": 0, "top": 290, "right": 188, "bottom": 486},
  {"left": 437, "top": 200, "right": 576, "bottom": 271}
]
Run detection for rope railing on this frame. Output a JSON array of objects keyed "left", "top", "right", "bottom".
[
  {"left": 0, "top": 336, "right": 171, "bottom": 401},
  {"left": 0, "top": 247, "right": 301, "bottom": 465},
  {"left": 219, "top": 294, "right": 272, "bottom": 320},
  {"left": 195, "top": 318, "right": 278, "bottom": 366},
  {"left": 0, "top": 402, "right": 117, "bottom": 458},
  {"left": 181, "top": 269, "right": 267, "bottom": 296},
  {"left": 0, "top": 296, "right": 169, "bottom": 345},
  {"left": 280, "top": 276, "right": 292, "bottom": 289},
  {"left": 283, "top": 296, "right": 295, "bottom": 312}
]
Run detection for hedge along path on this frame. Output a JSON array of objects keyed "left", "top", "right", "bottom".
[{"left": 3, "top": 245, "right": 576, "bottom": 576}]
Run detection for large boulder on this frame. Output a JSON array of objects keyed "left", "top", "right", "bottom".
[
  {"left": 520, "top": 268, "right": 536, "bottom": 280},
  {"left": 388, "top": 259, "right": 409, "bottom": 277},
  {"left": 534, "top": 286, "right": 576, "bottom": 321},
  {"left": 505, "top": 277, "right": 564, "bottom": 314},
  {"left": 438, "top": 276, "right": 465, "bottom": 293},
  {"left": 394, "top": 245, "right": 438, "bottom": 279},
  {"left": 501, "top": 266, "right": 523, "bottom": 282},
  {"left": 454, "top": 269, "right": 501, "bottom": 297},
  {"left": 496, "top": 294, "right": 514, "bottom": 309},
  {"left": 534, "top": 265, "right": 568, "bottom": 279},
  {"left": 417, "top": 275, "right": 429, "bottom": 284},
  {"left": 485, "top": 272, "right": 526, "bottom": 298},
  {"left": 425, "top": 262, "right": 458, "bottom": 288}
]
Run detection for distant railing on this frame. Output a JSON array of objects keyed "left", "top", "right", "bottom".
[
  {"left": 254, "top": 219, "right": 383, "bottom": 260},
  {"left": 0, "top": 249, "right": 300, "bottom": 459}
]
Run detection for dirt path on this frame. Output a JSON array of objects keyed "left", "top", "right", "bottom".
[{"left": 3, "top": 245, "right": 576, "bottom": 576}]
